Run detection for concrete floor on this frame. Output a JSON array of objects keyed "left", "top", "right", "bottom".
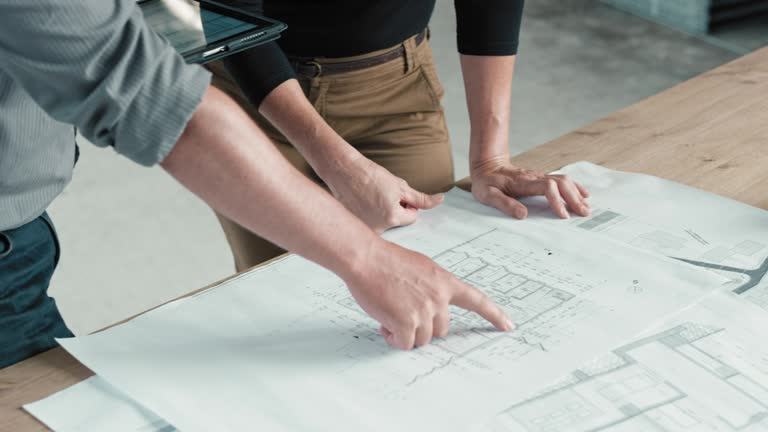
[{"left": 48, "top": 1, "right": 758, "bottom": 334}]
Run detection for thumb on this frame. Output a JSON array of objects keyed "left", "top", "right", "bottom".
[
  {"left": 397, "top": 206, "right": 419, "bottom": 227},
  {"left": 402, "top": 188, "right": 444, "bottom": 210}
]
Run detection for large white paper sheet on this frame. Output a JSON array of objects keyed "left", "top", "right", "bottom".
[
  {"left": 464, "top": 161, "right": 768, "bottom": 431},
  {"left": 524, "top": 162, "right": 768, "bottom": 308},
  {"left": 486, "top": 289, "right": 768, "bottom": 431},
  {"left": 23, "top": 377, "right": 171, "bottom": 432},
  {"left": 51, "top": 189, "right": 724, "bottom": 432}
]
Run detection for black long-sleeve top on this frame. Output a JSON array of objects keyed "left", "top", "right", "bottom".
[{"left": 221, "top": 0, "right": 525, "bottom": 107}]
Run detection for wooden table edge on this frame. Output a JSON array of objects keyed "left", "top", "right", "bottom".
[{"left": 3, "top": 45, "right": 768, "bottom": 431}]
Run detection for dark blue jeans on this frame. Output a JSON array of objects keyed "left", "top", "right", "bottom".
[{"left": 0, "top": 213, "right": 73, "bottom": 369}]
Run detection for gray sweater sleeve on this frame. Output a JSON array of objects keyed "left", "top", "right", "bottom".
[{"left": 0, "top": 0, "right": 211, "bottom": 166}]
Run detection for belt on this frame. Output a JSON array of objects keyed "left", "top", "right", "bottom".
[{"left": 289, "top": 29, "right": 428, "bottom": 78}]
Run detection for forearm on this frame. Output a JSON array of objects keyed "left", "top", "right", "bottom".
[
  {"left": 258, "top": 79, "right": 361, "bottom": 181},
  {"left": 460, "top": 55, "right": 516, "bottom": 174},
  {"left": 161, "top": 86, "right": 377, "bottom": 276},
  {"left": 460, "top": 56, "right": 589, "bottom": 219}
]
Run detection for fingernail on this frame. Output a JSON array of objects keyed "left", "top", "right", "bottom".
[
  {"left": 515, "top": 208, "right": 526, "bottom": 219},
  {"left": 505, "top": 318, "right": 515, "bottom": 331}
]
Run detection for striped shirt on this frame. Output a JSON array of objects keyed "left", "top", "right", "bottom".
[{"left": 0, "top": 0, "right": 211, "bottom": 230}]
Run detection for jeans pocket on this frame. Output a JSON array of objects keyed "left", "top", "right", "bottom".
[
  {"left": 38, "top": 212, "right": 61, "bottom": 269},
  {"left": 0, "top": 232, "right": 12, "bottom": 260}
]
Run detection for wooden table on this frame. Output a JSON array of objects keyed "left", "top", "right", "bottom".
[{"left": 3, "top": 46, "right": 768, "bottom": 431}]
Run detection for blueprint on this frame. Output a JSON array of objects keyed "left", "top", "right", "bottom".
[
  {"left": 485, "top": 290, "right": 768, "bottom": 432},
  {"left": 521, "top": 162, "right": 768, "bottom": 308},
  {"left": 43, "top": 187, "right": 723, "bottom": 432}
]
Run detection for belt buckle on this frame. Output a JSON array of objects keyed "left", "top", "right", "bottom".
[
  {"left": 305, "top": 60, "right": 322, "bottom": 78},
  {"left": 0, "top": 232, "right": 12, "bottom": 259}
]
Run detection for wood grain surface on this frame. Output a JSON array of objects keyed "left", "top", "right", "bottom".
[{"left": 3, "top": 46, "right": 767, "bottom": 432}]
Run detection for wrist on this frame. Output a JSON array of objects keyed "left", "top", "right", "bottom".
[
  {"left": 470, "top": 153, "right": 510, "bottom": 177},
  {"left": 469, "top": 131, "right": 510, "bottom": 175},
  {"left": 314, "top": 144, "right": 363, "bottom": 187},
  {"left": 334, "top": 232, "right": 383, "bottom": 283}
]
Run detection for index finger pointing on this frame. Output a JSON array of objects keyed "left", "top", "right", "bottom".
[{"left": 451, "top": 282, "right": 514, "bottom": 332}]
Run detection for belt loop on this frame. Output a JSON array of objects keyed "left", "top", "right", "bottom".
[
  {"left": 307, "top": 60, "right": 323, "bottom": 78},
  {"left": 403, "top": 34, "right": 417, "bottom": 73},
  {"left": 307, "top": 78, "right": 330, "bottom": 117}
]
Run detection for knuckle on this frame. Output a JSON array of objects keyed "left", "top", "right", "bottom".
[
  {"left": 437, "top": 290, "right": 453, "bottom": 306},
  {"left": 419, "top": 302, "right": 435, "bottom": 321},
  {"left": 489, "top": 189, "right": 504, "bottom": 201},
  {"left": 475, "top": 192, "right": 493, "bottom": 205},
  {"left": 478, "top": 175, "right": 498, "bottom": 186},
  {"left": 477, "top": 196, "right": 495, "bottom": 206},
  {"left": 403, "top": 313, "right": 420, "bottom": 329},
  {"left": 429, "top": 295, "right": 445, "bottom": 313},
  {"left": 504, "top": 176, "right": 519, "bottom": 188},
  {"left": 384, "top": 214, "right": 400, "bottom": 227},
  {"left": 545, "top": 179, "right": 558, "bottom": 193}
]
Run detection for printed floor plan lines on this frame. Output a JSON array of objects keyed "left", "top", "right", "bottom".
[
  {"left": 43, "top": 183, "right": 728, "bottom": 432},
  {"left": 492, "top": 321, "right": 768, "bottom": 432},
  {"left": 333, "top": 227, "right": 579, "bottom": 359},
  {"left": 566, "top": 206, "right": 768, "bottom": 303},
  {"left": 553, "top": 162, "right": 768, "bottom": 315},
  {"left": 576, "top": 210, "right": 625, "bottom": 233}
]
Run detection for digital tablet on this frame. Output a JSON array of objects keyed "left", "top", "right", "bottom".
[{"left": 138, "top": 0, "right": 286, "bottom": 64}]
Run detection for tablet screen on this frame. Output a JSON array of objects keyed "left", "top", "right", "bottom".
[{"left": 139, "top": 0, "right": 261, "bottom": 55}]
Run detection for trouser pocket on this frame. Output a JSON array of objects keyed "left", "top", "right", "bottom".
[
  {"left": 0, "top": 232, "right": 12, "bottom": 260},
  {"left": 0, "top": 213, "right": 72, "bottom": 369},
  {"left": 39, "top": 212, "right": 61, "bottom": 268}
]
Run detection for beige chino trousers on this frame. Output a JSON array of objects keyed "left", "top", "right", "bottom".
[{"left": 209, "top": 32, "right": 455, "bottom": 271}]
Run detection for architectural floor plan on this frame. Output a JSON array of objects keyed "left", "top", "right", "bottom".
[
  {"left": 31, "top": 183, "right": 723, "bottom": 432},
  {"left": 488, "top": 291, "right": 768, "bottom": 432},
  {"left": 532, "top": 162, "right": 768, "bottom": 307},
  {"left": 27, "top": 162, "right": 768, "bottom": 432},
  {"left": 569, "top": 207, "right": 768, "bottom": 297}
]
